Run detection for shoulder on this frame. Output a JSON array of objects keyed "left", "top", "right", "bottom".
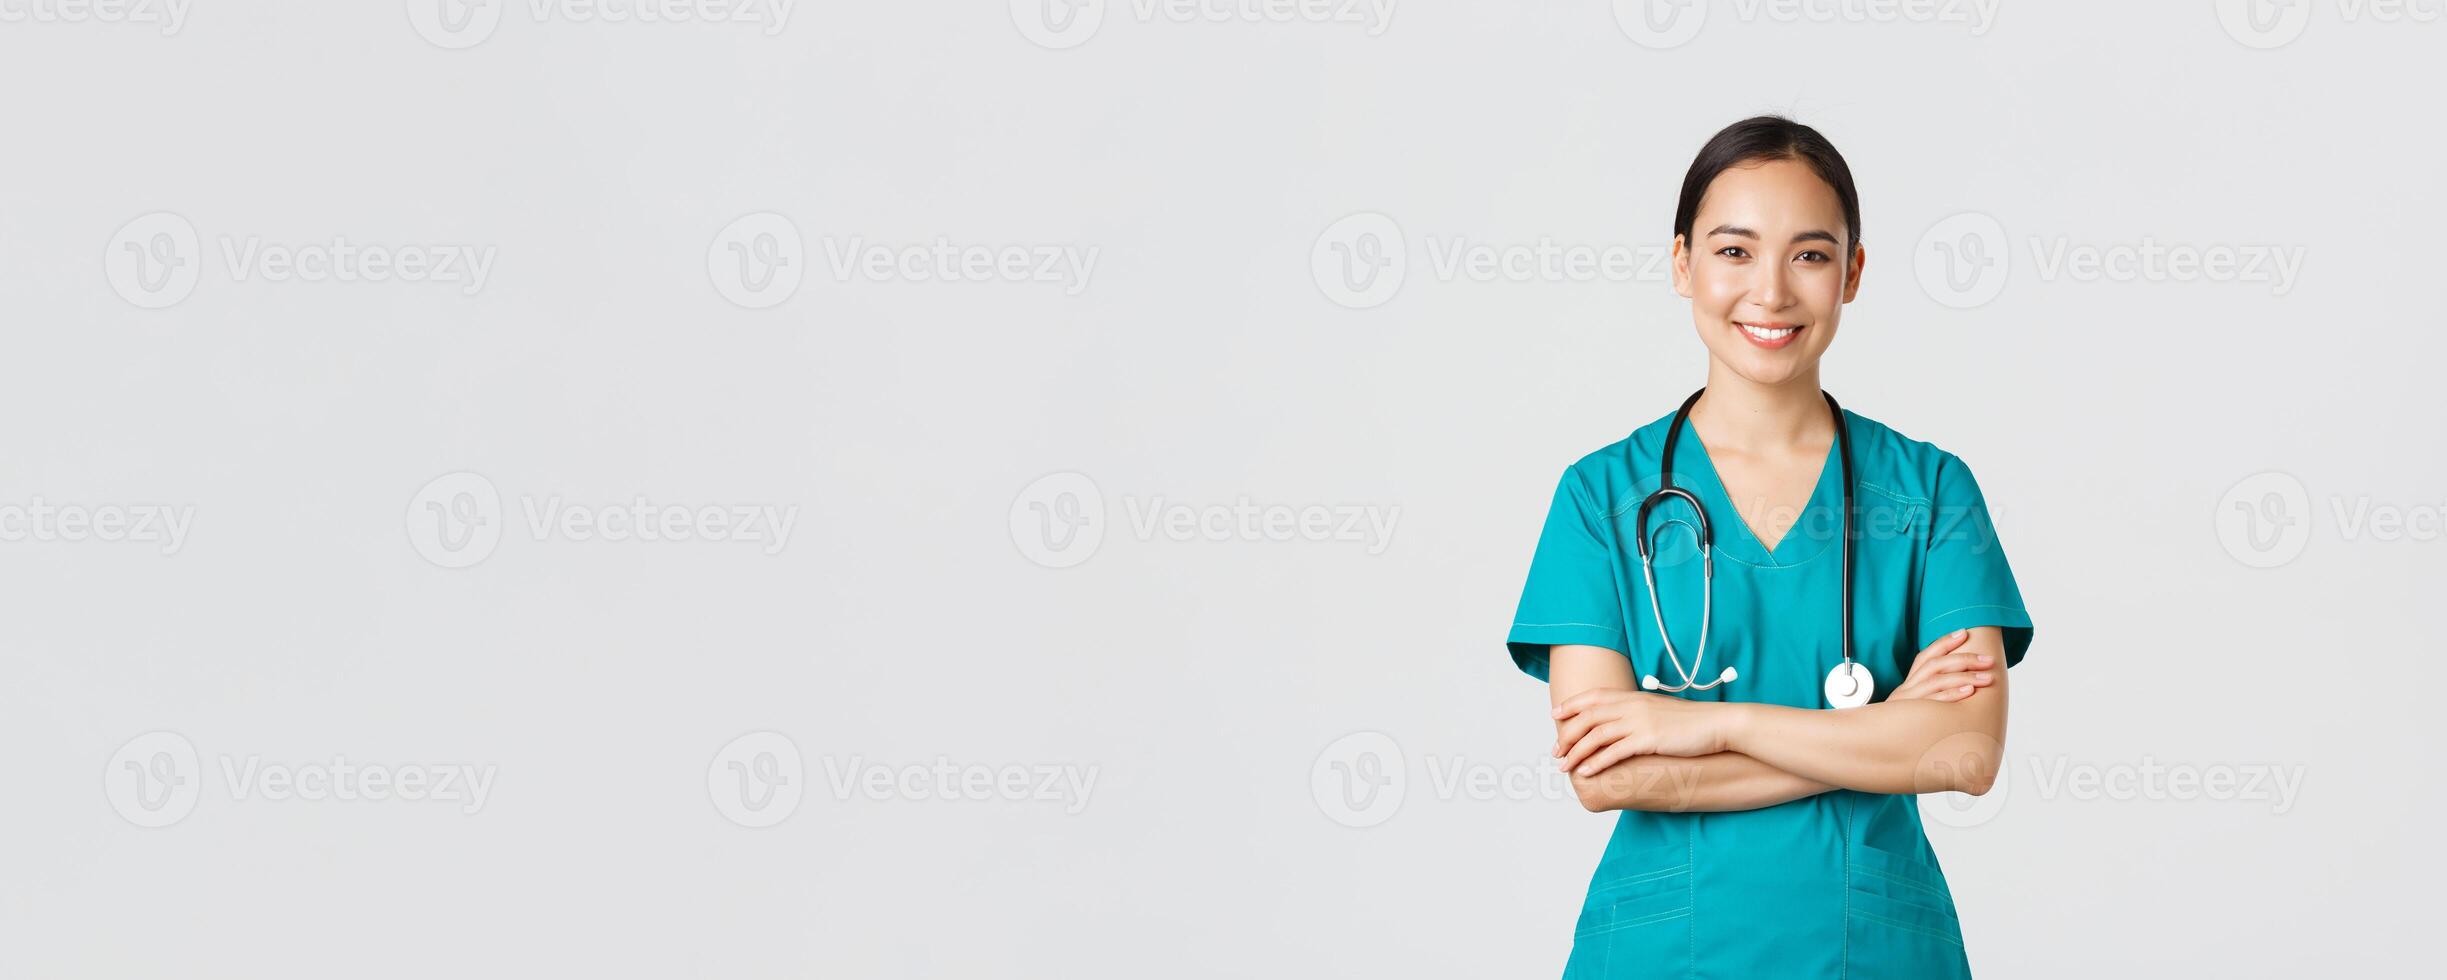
[
  {"left": 1840, "top": 408, "right": 1986, "bottom": 507},
  {"left": 1551, "top": 408, "right": 1681, "bottom": 518}
]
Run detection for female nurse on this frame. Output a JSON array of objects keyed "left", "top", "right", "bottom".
[{"left": 1506, "top": 116, "right": 2034, "bottom": 978}]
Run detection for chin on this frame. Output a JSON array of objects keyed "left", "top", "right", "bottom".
[{"left": 1704, "top": 345, "right": 1819, "bottom": 388}]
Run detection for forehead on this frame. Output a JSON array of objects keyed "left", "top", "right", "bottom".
[{"left": 1694, "top": 158, "right": 1844, "bottom": 230}]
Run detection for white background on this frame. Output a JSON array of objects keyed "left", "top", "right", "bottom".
[{"left": 3, "top": 1, "right": 2441, "bottom": 976}]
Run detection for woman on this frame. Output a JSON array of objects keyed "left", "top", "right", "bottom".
[{"left": 1506, "top": 116, "right": 2034, "bottom": 978}]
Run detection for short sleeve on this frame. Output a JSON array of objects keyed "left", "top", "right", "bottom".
[
  {"left": 1505, "top": 467, "right": 1628, "bottom": 682},
  {"left": 1916, "top": 453, "right": 2036, "bottom": 667}
]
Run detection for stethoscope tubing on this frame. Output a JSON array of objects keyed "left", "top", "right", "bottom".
[{"left": 1636, "top": 388, "right": 1858, "bottom": 695}]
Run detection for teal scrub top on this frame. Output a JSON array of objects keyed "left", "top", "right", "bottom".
[{"left": 1507, "top": 406, "right": 2034, "bottom": 979}]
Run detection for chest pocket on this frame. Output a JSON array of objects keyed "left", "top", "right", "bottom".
[{"left": 1852, "top": 482, "right": 1933, "bottom": 696}]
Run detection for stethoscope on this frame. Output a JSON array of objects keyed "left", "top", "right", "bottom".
[{"left": 1632, "top": 388, "right": 1875, "bottom": 709}]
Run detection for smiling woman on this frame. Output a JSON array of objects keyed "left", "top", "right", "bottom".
[{"left": 1504, "top": 116, "right": 2035, "bottom": 979}]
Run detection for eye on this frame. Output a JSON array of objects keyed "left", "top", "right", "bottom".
[
  {"left": 1795, "top": 250, "right": 1831, "bottom": 264},
  {"left": 1715, "top": 246, "right": 1750, "bottom": 260}
]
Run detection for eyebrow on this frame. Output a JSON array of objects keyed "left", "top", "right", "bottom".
[{"left": 1706, "top": 225, "right": 1842, "bottom": 246}]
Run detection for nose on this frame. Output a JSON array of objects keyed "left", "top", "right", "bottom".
[{"left": 1752, "top": 257, "right": 1792, "bottom": 312}]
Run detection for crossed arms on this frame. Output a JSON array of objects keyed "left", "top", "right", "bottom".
[{"left": 1546, "top": 627, "right": 2012, "bottom": 813}]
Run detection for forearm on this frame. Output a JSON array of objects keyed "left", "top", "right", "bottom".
[
  {"left": 1722, "top": 696, "right": 2005, "bottom": 796},
  {"left": 1715, "top": 627, "right": 2013, "bottom": 796},
  {"left": 1574, "top": 751, "right": 1832, "bottom": 813}
]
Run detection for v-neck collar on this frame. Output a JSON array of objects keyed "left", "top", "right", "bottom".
[{"left": 1670, "top": 411, "right": 1846, "bottom": 568}]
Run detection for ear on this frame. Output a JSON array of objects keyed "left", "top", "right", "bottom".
[
  {"left": 1840, "top": 242, "right": 1866, "bottom": 303},
  {"left": 1670, "top": 235, "right": 1693, "bottom": 298}
]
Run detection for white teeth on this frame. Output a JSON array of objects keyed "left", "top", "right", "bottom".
[{"left": 1739, "top": 322, "right": 1797, "bottom": 341}]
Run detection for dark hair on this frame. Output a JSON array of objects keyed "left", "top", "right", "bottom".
[{"left": 1672, "top": 115, "right": 1862, "bottom": 262}]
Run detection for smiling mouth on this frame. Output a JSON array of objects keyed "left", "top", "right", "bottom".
[{"left": 1735, "top": 321, "right": 1804, "bottom": 349}]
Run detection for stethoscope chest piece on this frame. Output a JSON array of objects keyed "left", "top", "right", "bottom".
[{"left": 1823, "top": 661, "right": 1875, "bottom": 710}]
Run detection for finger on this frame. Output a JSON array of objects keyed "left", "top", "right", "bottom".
[
  {"left": 1552, "top": 691, "right": 1611, "bottom": 720},
  {"left": 1899, "top": 670, "right": 1994, "bottom": 702},
  {"left": 1903, "top": 650, "right": 1993, "bottom": 691},
  {"left": 1947, "top": 649, "right": 1999, "bottom": 672},
  {"left": 1566, "top": 720, "right": 1624, "bottom": 774},
  {"left": 1894, "top": 671, "right": 1967, "bottom": 702},
  {"left": 1922, "top": 650, "right": 1997, "bottom": 678},
  {"left": 1554, "top": 714, "right": 1604, "bottom": 753},
  {"left": 1552, "top": 718, "right": 1597, "bottom": 761},
  {"left": 1576, "top": 739, "right": 1651, "bottom": 778},
  {"left": 1917, "top": 628, "right": 1970, "bottom": 660},
  {"left": 1551, "top": 716, "right": 1601, "bottom": 756},
  {"left": 1911, "top": 628, "right": 1971, "bottom": 665},
  {"left": 1559, "top": 724, "right": 1624, "bottom": 774}
]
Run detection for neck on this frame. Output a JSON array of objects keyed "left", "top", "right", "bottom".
[{"left": 1689, "top": 361, "right": 1829, "bottom": 451}]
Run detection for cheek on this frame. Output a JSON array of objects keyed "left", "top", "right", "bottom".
[
  {"left": 1801, "top": 267, "right": 1850, "bottom": 305},
  {"left": 1687, "top": 267, "right": 1742, "bottom": 311}
]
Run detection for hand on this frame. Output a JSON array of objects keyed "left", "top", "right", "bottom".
[
  {"left": 1890, "top": 628, "right": 1997, "bottom": 703},
  {"left": 1551, "top": 689, "right": 1733, "bottom": 776}
]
